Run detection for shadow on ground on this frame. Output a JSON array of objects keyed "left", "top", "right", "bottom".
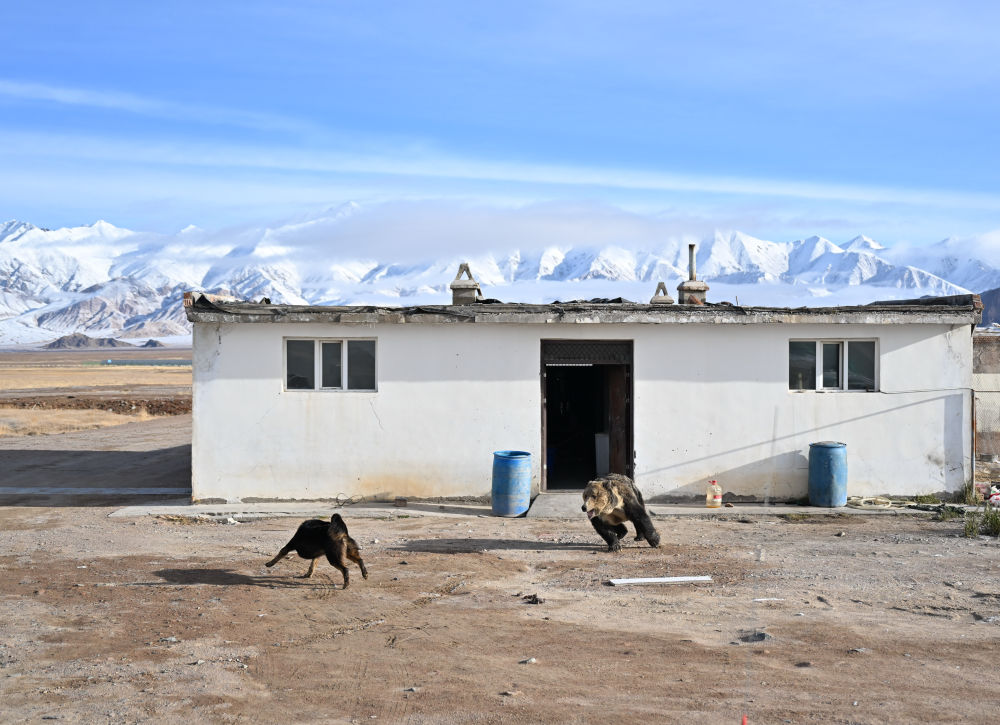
[
  {"left": 396, "top": 503, "right": 492, "bottom": 517},
  {"left": 394, "top": 538, "right": 596, "bottom": 553},
  {"left": 0, "top": 446, "right": 191, "bottom": 507},
  {"left": 152, "top": 568, "right": 343, "bottom": 588}
]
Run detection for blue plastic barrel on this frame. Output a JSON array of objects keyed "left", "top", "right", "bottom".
[
  {"left": 491, "top": 450, "right": 532, "bottom": 517},
  {"left": 808, "top": 441, "right": 848, "bottom": 507}
]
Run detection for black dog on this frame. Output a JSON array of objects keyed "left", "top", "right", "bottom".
[{"left": 265, "top": 513, "right": 368, "bottom": 588}]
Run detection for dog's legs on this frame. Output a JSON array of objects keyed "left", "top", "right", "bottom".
[
  {"left": 265, "top": 546, "right": 293, "bottom": 568},
  {"left": 325, "top": 539, "right": 351, "bottom": 589},
  {"left": 624, "top": 500, "right": 661, "bottom": 548},
  {"left": 345, "top": 538, "right": 368, "bottom": 579},
  {"left": 301, "top": 557, "right": 318, "bottom": 579},
  {"left": 589, "top": 516, "right": 622, "bottom": 552}
]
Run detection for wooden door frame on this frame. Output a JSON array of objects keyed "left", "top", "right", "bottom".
[{"left": 540, "top": 340, "right": 634, "bottom": 491}]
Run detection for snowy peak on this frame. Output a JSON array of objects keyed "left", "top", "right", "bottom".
[
  {"left": 845, "top": 234, "right": 885, "bottom": 252},
  {"left": 696, "top": 231, "right": 788, "bottom": 283},
  {"left": 0, "top": 220, "right": 38, "bottom": 243},
  {"left": 0, "top": 211, "right": 994, "bottom": 345}
]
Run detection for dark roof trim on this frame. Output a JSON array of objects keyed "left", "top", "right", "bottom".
[{"left": 183, "top": 291, "right": 982, "bottom": 326}]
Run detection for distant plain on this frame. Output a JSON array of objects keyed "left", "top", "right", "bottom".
[{"left": 0, "top": 348, "right": 192, "bottom": 436}]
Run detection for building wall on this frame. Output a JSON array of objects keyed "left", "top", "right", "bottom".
[
  {"left": 633, "top": 323, "right": 971, "bottom": 500},
  {"left": 191, "top": 320, "right": 973, "bottom": 502}
]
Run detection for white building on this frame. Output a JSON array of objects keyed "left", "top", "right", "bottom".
[{"left": 183, "top": 285, "right": 981, "bottom": 504}]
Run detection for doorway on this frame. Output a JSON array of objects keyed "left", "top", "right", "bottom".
[{"left": 541, "top": 340, "right": 633, "bottom": 490}]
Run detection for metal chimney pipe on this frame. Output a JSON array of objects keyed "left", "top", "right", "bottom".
[{"left": 688, "top": 243, "right": 697, "bottom": 281}]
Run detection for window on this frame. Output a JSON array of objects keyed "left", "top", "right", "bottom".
[
  {"left": 789, "top": 339, "right": 877, "bottom": 391},
  {"left": 285, "top": 338, "right": 377, "bottom": 391}
]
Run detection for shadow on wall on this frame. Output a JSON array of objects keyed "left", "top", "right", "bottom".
[
  {"left": 648, "top": 450, "right": 809, "bottom": 503},
  {"left": 643, "top": 393, "right": 969, "bottom": 496}
]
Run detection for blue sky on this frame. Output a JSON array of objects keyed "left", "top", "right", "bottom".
[{"left": 1, "top": 1, "right": 999, "bottom": 250}]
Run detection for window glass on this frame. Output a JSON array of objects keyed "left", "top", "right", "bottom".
[
  {"left": 822, "top": 342, "right": 841, "bottom": 388},
  {"left": 789, "top": 341, "right": 816, "bottom": 390},
  {"left": 347, "top": 340, "right": 377, "bottom": 390},
  {"left": 321, "top": 341, "right": 343, "bottom": 388},
  {"left": 848, "top": 341, "right": 876, "bottom": 390},
  {"left": 286, "top": 340, "right": 315, "bottom": 389}
]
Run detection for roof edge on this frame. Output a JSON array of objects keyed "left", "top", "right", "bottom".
[{"left": 183, "top": 291, "right": 981, "bottom": 326}]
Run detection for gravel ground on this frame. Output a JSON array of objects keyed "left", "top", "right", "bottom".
[{"left": 1, "top": 497, "right": 998, "bottom": 722}]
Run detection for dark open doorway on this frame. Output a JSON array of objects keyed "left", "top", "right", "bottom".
[{"left": 541, "top": 341, "right": 633, "bottom": 490}]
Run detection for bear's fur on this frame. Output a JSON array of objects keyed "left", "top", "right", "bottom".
[
  {"left": 581, "top": 473, "right": 661, "bottom": 552},
  {"left": 265, "top": 513, "right": 368, "bottom": 588}
]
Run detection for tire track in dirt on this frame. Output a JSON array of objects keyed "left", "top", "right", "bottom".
[{"left": 245, "top": 571, "right": 467, "bottom": 722}]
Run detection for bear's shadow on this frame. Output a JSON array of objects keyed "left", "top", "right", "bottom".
[{"left": 393, "top": 538, "right": 594, "bottom": 554}]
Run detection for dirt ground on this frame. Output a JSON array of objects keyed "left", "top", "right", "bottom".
[
  {"left": 1, "top": 349, "right": 998, "bottom": 724},
  {"left": 2, "top": 461, "right": 999, "bottom": 723}
]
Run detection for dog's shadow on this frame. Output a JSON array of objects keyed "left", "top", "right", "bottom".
[
  {"left": 393, "top": 538, "right": 594, "bottom": 554},
  {"left": 153, "top": 568, "right": 336, "bottom": 588}
]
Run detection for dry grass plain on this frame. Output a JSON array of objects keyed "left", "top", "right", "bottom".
[
  {"left": 0, "top": 349, "right": 191, "bottom": 392},
  {"left": 0, "top": 348, "right": 192, "bottom": 436},
  {"left": 0, "top": 406, "right": 157, "bottom": 437}
]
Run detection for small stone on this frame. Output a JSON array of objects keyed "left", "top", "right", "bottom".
[
  {"left": 835, "top": 531, "right": 846, "bottom": 537},
  {"left": 795, "top": 661, "right": 812, "bottom": 668},
  {"left": 159, "top": 636, "right": 179, "bottom": 643},
  {"left": 501, "top": 690, "right": 522, "bottom": 697},
  {"left": 519, "top": 657, "right": 536, "bottom": 665},
  {"left": 190, "top": 660, "right": 205, "bottom": 665},
  {"left": 403, "top": 686, "right": 421, "bottom": 692},
  {"left": 849, "top": 647, "right": 868, "bottom": 654},
  {"left": 853, "top": 701, "right": 859, "bottom": 707}
]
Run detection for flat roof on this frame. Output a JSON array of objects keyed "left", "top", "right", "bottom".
[{"left": 183, "top": 292, "right": 982, "bottom": 326}]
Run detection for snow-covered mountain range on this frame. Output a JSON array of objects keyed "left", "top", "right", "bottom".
[{"left": 2, "top": 206, "right": 999, "bottom": 345}]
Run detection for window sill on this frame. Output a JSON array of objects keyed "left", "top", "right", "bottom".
[
  {"left": 284, "top": 389, "right": 378, "bottom": 394},
  {"left": 789, "top": 389, "right": 878, "bottom": 394}
]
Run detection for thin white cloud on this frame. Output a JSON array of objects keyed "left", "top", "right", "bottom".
[
  {"left": 0, "top": 79, "right": 316, "bottom": 135},
  {"left": 3, "top": 127, "right": 999, "bottom": 215}
]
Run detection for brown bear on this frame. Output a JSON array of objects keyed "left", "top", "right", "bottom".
[{"left": 581, "top": 473, "right": 661, "bottom": 552}]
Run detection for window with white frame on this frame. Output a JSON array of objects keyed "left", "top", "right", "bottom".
[
  {"left": 789, "top": 339, "right": 877, "bottom": 391},
  {"left": 285, "top": 338, "right": 377, "bottom": 391}
]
